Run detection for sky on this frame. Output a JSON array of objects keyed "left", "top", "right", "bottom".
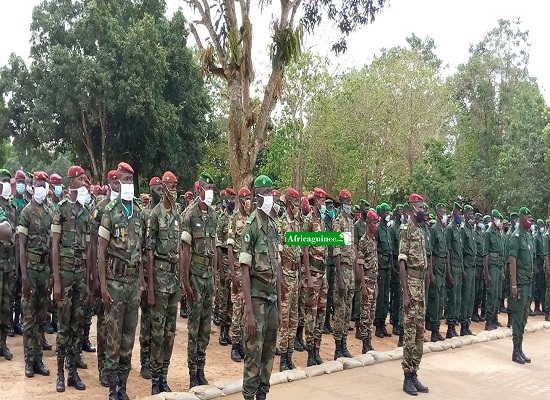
[{"left": 1, "top": 0, "right": 550, "bottom": 101}]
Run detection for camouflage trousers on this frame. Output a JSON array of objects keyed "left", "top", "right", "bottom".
[
  {"left": 402, "top": 275, "right": 425, "bottom": 374},
  {"left": 298, "top": 264, "right": 306, "bottom": 328},
  {"left": 104, "top": 278, "right": 139, "bottom": 380},
  {"left": 359, "top": 276, "right": 377, "bottom": 338},
  {"left": 332, "top": 262, "right": 354, "bottom": 341},
  {"left": 304, "top": 270, "right": 327, "bottom": 349},
  {"left": 56, "top": 269, "right": 86, "bottom": 358},
  {"left": 139, "top": 296, "right": 152, "bottom": 368},
  {"left": 218, "top": 253, "right": 233, "bottom": 327},
  {"left": 150, "top": 288, "right": 179, "bottom": 379},
  {"left": 230, "top": 264, "right": 243, "bottom": 343},
  {"left": 188, "top": 272, "right": 214, "bottom": 370},
  {"left": 277, "top": 264, "right": 299, "bottom": 352},
  {"left": 96, "top": 297, "right": 106, "bottom": 373},
  {"left": 242, "top": 297, "right": 277, "bottom": 400},
  {"left": 22, "top": 265, "right": 50, "bottom": 362},
  {"left": 0, "top": 269, "right": 14, "bottom": 333}
]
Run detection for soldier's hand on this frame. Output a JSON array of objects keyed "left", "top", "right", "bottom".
[
  {"left": 306, "top": 275, "right": 314, "bottom": 291},
  {"left": 462, "top": 270, "right": 467, "bottom": 285},
  {"left": 231, "top": 277, "right": 240, "bottom": 295},
  {"left": 512, "top": 286, "right": 518, "bottom": 301},
  {"left": 278, "top": 310, "right": 283, "bottom": 328},
  {"left": 147, "top": 290, "right": 155, "bottom": 306},
  {"left": 403, "top": 294, "right": 411, "bottom": 311},
  {"left": 102, "top": 289, "right": 113, "bottom": 313},
  {"left": 246, "top": 311, "right": 256, "bottom": 341},
  {"left": 446, "top": 272, "right": 452, "bottom": 285},
  {"left": 429, "top": 273, "right": 436, "bottom": 288},
  {"left": 485, "top": 274, "right": 492, "bottom": 287},
  {"left": 337, "top": 279, "right": 345, "bottom": 297},
  {"left": 22, "top": 277, "right": 31, "bottom": 299},
  {"left": 93, "top": 278, "right": 101, "bottom": 298},
  {"left": 53, "top": 281, "right": 62, "bottom": 303},
  {"left": 185, "top": 284, "right": 195, "bottom": 307}
]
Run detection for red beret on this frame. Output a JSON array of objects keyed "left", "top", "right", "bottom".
[
  {"left": 272, "top": 189, "right": 281, "bottom": 197},
  {"left": 184, "top": 191, "right": 193, "bottom": 198},
  {"left": 220, "top": 189, "right": 226, "bottom": 197},
  {"left": 67, "top": 166, "right": 85, "bottom": 178},
  {"left": 117, "top": 162, "right": 134, "bottom": 174},
  {"left": 141, "top": 194, "right": 150, "bottom": 200},
  {"left": 83, "top": 175, "right": 91, "bottom": 186},
  {"left": 101, "top": 185, "right": 109, "bottom": 193},
  {"left": 286, "top": 187, "right": 300, "bottom": 197},
  {"left": 367, "top": 209, "right": 379, "bottom": 221},
  {"left": 225, "top": 188, "right": 236, "bottom": 196},
  {"left": 162, "top": 171, "right": 177, "bottom": 183},
  {"left": 302, "top": 197, "right": 311, "bottom": 214},
  {"left": 149, "top": 176, "right": 161, "bottom": 186},
  {"left": 339, "top": 189, "right": 351, "bottom": 199},
  {"left": 313, "top": 187, "right": 327, "bottom": 198},
  {"left": 409, "top": 193, "right": 424, "bottom": 203},
  {"left": 33, "top": 171, "right": 49, "bottom": 181},
  {"left": 238, "top": 187, "right": 251, "bottom": 196},
  {"left": 107, "top": 170, "right": 118, "bottom": 180},
  {"left": 50, "top": 173, "right": 62, "bottom": 184},
  {"left": 194, "top": 181, "right": 200, "bottom": 191},
  {"left": 15, "top": 170, "right": 26, "bottom": 180}
]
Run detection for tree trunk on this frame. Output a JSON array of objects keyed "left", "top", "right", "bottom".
[
  {"left": 99, "top": 104, "right": 107, "bottom": 183},
  {"left": 81, "top": 110, "right": 99, "bottom": 182}
]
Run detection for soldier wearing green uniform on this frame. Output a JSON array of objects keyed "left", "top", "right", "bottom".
[
  {"left": 508, "top": 207, "right": 534, "bottom": 364},
  {"left": 323, "top": 198, "right": 337, "bottom": 334},
  {"left": 502, "top": 212, "right": 519, "bottom": 316},
  {"left": 544, "top": 220, "right": 550, "bottom": 321},
  {"left": 240, "top": 175, "right": 282, "bottom": 400},
  {"left": 427, "top": 203, "right": 448, "bottom": 342},
  {"left": 182, "top": 172, "right": 217, "bottom": 388},
  {"left": 18, "top": 171, "right": 52, "bottom": 378},
  {"left": 375, "top": 203, "right": 393, "bottom": 338},
  {"left": 351, "top": 200, "right": 369, "bottom": 338},
  {"left": 472, "top": 213, "right": 486, "bottom": 323},
  {"left": 89, "top": 169, "right": 120, "bottom": 387},
  {"left": 459, "top": 205, "right": 477, "bottom": 336},
  {"left": 51, "top": 166, "right": 90, "bottom": 393},
  {"left": 399, "top": 194, "right": 429, "bottom": 396},
  {"left": 445, "top": 202, "right": 463, "bottom": 338},
  {"left": 390, "top": 204, "right": 404, "bottom": 335},
  {"left": 98, "top": 162, "right": 143, "bottom": 400},
  {"left": 137, "top": 176, "right": 162, "bottom": 380},
  {"left": 483, "top": 209, "right": 504, "bottom": 331},
  {"left": 533, "top": 219, "right": 545, "bottom": 315}
]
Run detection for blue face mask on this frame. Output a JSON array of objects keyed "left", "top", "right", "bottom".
[
  {"left": 515, "top": 221, "right": 519, "bottom": 230},
  {"left": 400, "top": 214, "right": 404, "bottom": 224},
  {"left": 342, "top": 204, "right": 352, "bottom": 215},
  {"left": 227, "top": 200, "right": 235, "bottom": 212},
  {"left": 540, "top": 227, "right": 545, "bottom": 234},
  {"left": 84, "top": 193, "right": 92, "bottom": 206},
  {"left": 327, "top": 209, "right": 335, "bottom": 219},
  {"left": 54, "top": 185, "right": 63, "bottom": 198},
  {"left": 320, "top": 204, "right": 326, "bottom": 218},
  {"left": 222, "top": 199, "right": 227, "bottom": 207},
  {"left": 454, "top": 214, "right": 462, "bottom": 225},
  {"left": 16, "top": 182, "right": 25, "bottom": 195}
]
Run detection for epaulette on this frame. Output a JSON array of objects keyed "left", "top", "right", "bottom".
[
  {"left": 133, "top": 198, "right": 143, "bottom": 211},
  {"left": 515, "top": 232, "right": 519, "bottom": 237},
  {"left": 106, "top": 199, "right": 119, "bottom": 212},
  {"left": 246, "top": 213, "right": 256, "bottom": 224},
  {"left": 58, "top": 198, "right": 68, "bottom": 206}
]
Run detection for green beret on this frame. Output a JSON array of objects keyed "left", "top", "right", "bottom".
[
  {"left": 428, "top": 213, "right": 435, "bottom": 220},
  {"left": 26, "top": 172, "right": 33, "bottom": 179},
  {"left": 394, "top": 203, "right": 403, "bottom": 210},
  {"left": 509, "top": 212, "right": 519, "bottom": 219},
  {"left": 475, "top": 213, "right": 482, "bottom": 218},
  {"left": 253, "top": 174, "right": 272, "bottom": 188},
  {"left": 379, "top": 203, "right": 390, "bottom": 212},
  {"left": 453, "top": 202, "right": 463, "bottom": 210},
  {"left": 375, "top": 205, "right": 381, "bottom": 213},
  {"left": 503, "top": 219, "right": 509, "bottom": 225},
  {"left": 0, "top": 169, "right": 11, "bottom": 178},
  {"left": 519, "top": 207, "right": 531, "bottom": 215},
  {"left": 360, "top": 199, "right": 370, "bottom": 207},
  {"left": 354, "top": 205, "right": 360, "bottom": 211},
  {"left": 325, "top": 199, "right": 333, "bottom": 204},
  {"left": 537, "top": 219, "right": 544, "bottom": 225},
  {"left": 491, "top": 209, "right": 502, "bottom": 218},
  {"left": 436, "top": 203, "right": 447, "bottom": 210},
  {"left": 463, "top": 204, "right": 474, "bottom": 211},
  {"left": 199, "top": 171, "right": 214, "bottom": 184},
  {"left": 483, "top": 215, "right": 491, "bottom": 222},
  {"left": 404, "top": 201, "right": 409, "bottom": 208}
]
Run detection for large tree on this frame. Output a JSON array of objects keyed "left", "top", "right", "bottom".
[{"left": 186, "top": 0, "right": 387, "bottom": 188}]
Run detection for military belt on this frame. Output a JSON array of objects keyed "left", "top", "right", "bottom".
[
  {"left": 60, "top": 255, "right": 83, "bottom": 268},
  {"left": 407, "top": 268, "right": 425, "bottom": 280},
  {"left": 191, "top": 254, "right": 210, "bottom": 266},
  {"left": 489, "top": 252, "right": 500, "bottom": 258},
  {"left": 27, "top": 252, "right": 48, "bottom": 264},
  {"left": 109, "top": 257, "right": 137, "bottom": 277},
  {"left": 250, "top": 276, "right": 276, "bottom": 294},
  {"left": 154, "top": 258, "right": 178, "bottom": 274}
]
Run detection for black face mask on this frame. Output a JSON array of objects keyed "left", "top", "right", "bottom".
[
  {"left": 227, "top": 200, "right": 236, "bottom": 212},
  {"left": 416, "top": 209, "right": 426, "bottom": 223},
  {"left": 151, "top": 191, "right": 162, "bottom": 205}
]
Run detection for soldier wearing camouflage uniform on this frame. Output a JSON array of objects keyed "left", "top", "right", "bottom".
[
  {"left": 228, "top": 187, "right": 252, "bottom": 362},
  {"left": 277, "top": 188, "right": 301, "bottom": 371},
  {"left": 18, "top": 171, "right": 52, "bottom": 378},
  {"left": 332, "top": 189, "right": 356, "bottom": 361},
  {"left": 294, "top": 197, "right": 311, "bottom": 352},
  {"left": 89, "top": 169, "right": 120, "bottom": 387},
  {"left": 98, "top": 162, "right": 144, "bottom": 400},
  {"left": 240, "top": 175, "right": 281, "bottom": 400},
  {"left": 216, "top": 188, "right": 236, "bottom": 346},
  {"left": 146, "top": 172, "right": 182, "bottom": 395},
  {"left": 213, "top": 189, "right": 227, "bottom": 327},
  {"left": 51, "top": 166, "right": 90, "bottom": 392},
  {"left": 357, "top": 208, "right": 379, "bottom": 353},
  {"left": 323, "top": 198, "right": 336, "bottom": 335},
  {"left": 302, "top": 188, "right": 328, "bottom": 366},
  {"left": 351, "top": 199, "right": 369, "bottom": 338},
  {"left": 182, "top": 172, "right": 217, "bottom": 388},
  {"left": 399, "top": 194, "right": 429, "bottom": 396}
]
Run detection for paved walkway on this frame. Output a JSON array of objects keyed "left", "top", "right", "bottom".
[{"left": 227, "top": 330, "right": 550, "bottom": 400}]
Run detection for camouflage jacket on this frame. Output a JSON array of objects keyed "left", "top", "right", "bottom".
[
  {"left": 358, "top": 232, "right": 377, "bottom": 279},
  {"left": 0, "top": 196, "right": 16, "bottom": 265},
  {"left": 216, "top": 210, "right": 231, "bottom": 248},
  {"left": 227, "top": 210, "right": 248, "bottom": 257},
  {"left": 90, "top": 196, "right": 111, "bottom": 238},
  {"left": 239, "top": 209, "right": 280, "bottom": 301},
  {"left": 51, "top": 198, "right": 90, "bottom": 264},
  {"left": 303, "top": 211, "right": 326, "bottom": 263},
  {"left": 398, "top": 221, "right": 428, "bottom": 274},
  {"left": 354, "top": 218, "right": 366, "bottom": 265},
  {"left": 18, "top": 201, "right": 52, "bottom": 258},
  {"left": 278, "top": 212, "right": 301, "bottom": 265},
  {"left": 333, "top": 211, "right": 355, "bottom": 266}
]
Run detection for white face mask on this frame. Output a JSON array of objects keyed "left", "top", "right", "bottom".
[
  {"left": 33, "top": 186, "right": 47, "bottom": 204},
  {"left": 1, "top": 182, "right": 11, "bottom": 199},
  {"left": 441, "top": 214, "right": 448, "bottom": 225},
  {"left": 73, "top": 186, "right": 88, "bottom": 205},
  {"left": 120, "top": 183, "right": 134, "bottom": 201},
  {"left": 384, "top": 214, "right": 391, "bottom": 223},
  {"left": 26, "top": 184, "right": 33, "bottom": 194},
  {"left": 203, "top": 189, "right": 213, "bottom": 206},
  {"left": 109, "top": 184, "right": 119, "bottom": 201},
  {"left": 258, "top": 194, "right": 273, "bottom": 214}
]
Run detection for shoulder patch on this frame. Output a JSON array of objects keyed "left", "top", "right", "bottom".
[
  {"left": 244, "top": 233, "right": 251, "bottom": 243},
  {"left": 106, "top": 199, "right": 119, "bottom": 212},
  {"left": 246, "top": 213, "right": 256, "bottom": 224},
  {"left": 133, "top": 198, "right": 143, "bottom": 211},
  {"left": 58, "top": 198, "right": 68, "bottom": 206},
  {"left": 515, "top": 232, "right": 519, "bottom": 237}
]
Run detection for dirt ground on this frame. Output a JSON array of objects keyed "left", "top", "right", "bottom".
[{"left": 0, "top": 308, "right": 545, "bottom": 400}]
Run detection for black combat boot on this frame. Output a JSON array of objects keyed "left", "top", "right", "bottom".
[
  {"left": 151, "top": 377, "right": 161, "bottom": 395},
  {"left": 355, "top": 321, "right": 361, "bottom": 340},
  {"left": 100, "top": 370, "right": 110, "bottom": 387},
  {"left": 535, "top": 301, "right": 542, "bottom": 316},
  {"left": 67, "top": 357, "right": 86, "bottom": 390},
  {"left": 44, "top": 319, "right": 54, "bottom": 334},
  {"left": 189, "top": 370, "right": 199, "bottom": 388},
  {"left": 446, "top": 325, "right": 456, "bottom": 338},
  {"left": 519, "top": 341, "right": 531, "bottom": 363},
  {"left": 307, "top": 348, "right": 316, "bottom": 366},
  {"left": 256, "top": 393, "right": 267, "bottom": 400},
  {"left": 140, "top": 364, "right": 152, "bottom": 379},
  {"left": 546, "top": 312, "right": 550, "bottom": 321},
  {"left": 279, "top": 352, "right": 289, "bottom": 372},
  {"left": 435, "top": 329, "right": 445, "bottom": 341},
  {"left": 333, "top": 340, "right": 343, "bottom": 360},
  {"left": 42, "top": 331, "right": 52, "bottom": 350},
  {"left": 108, "top": 376, "right": 118, "bottom": 400},
  {"left": 295, "top": 325, "right": 306, "bottom": 352},
  {"left": 287, "top": 350, "right": 296, "bottom": 370},
  {"left": 33, "top": 357, "right": 50, "bottom": 376},
  {"left": 219, "top": 326, "right": 229, "bottom": 346},
  {"left": 313, "top": 346, "right": 324, "bottom": 365},
  {"left": 197, "top": 368, "right": 209, "bottom": 385},
  {"left": 0, "top": 333, "right": 13, "bottom": 360},
  {"left": 397, "top": 327, "right": 404, "bottom": 347},
  {"left": 180, "top": 299, "right": 188, "bottom": 318},
  {"left": 362, "top": 333, "right": 374, "bottom": 354},
  {"left": 479, "top": 309, "right": 486, "bottom": 322},
  {"left": 465, "top": 322, "right": 475, "bottom": 336},
  {"left": 430, "top": 330, "right": 439, "bottom": 342},
  {"left": 403, "top": 372, "right": 418, "bottom": 396},
  {"left": 56, "top": 355, "right": 65, "bottom": 392},
  {"left": 381, "top": 324, "right": 392, "bottom": 337},
  {"left": 82, "top": 325, "right": 96, "bottom": 352},
  {"left": 213, "top": 311, "right": 220, "bottom": 326},
  {"left": 471, "top": 308, "right": 480, "bottom": 323},
  {"left": 375, "top": 323, "right": 384, "bottom": 338},
  {"left": 25, "top": 360, "right": 35, "bottom": 378},
  {"left": 239, "top": 341, "right": 245, "bottom": 359},
  {"left": 392, "top": 324, "right": 399, "bottom": 335},
  {"left": 231, "top": 342, "right": 242, "bottom": 362},
  {"left": 512, "top": 343, "right": 525, "bottom": 364},
  {"left": 341, "top": 337, "right": 352, "bottom": 358},
  {"left": 411, "top": 372, "right": 429, "bottom": 393},
  {"left": 118, "top": 374, "right": 130, "bottom": 400},
  {"left": 160, "top": 376, "right": 172, "bottom": 392}
]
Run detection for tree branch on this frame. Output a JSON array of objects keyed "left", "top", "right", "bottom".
[
  {"left": 189, "top": 22, "right": 205, "bottom": 52},
  {"left": 188, "top": 0, "right": 226, "bottom": 65}
]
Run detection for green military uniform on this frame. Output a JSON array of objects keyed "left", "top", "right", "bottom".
[
  {"left": 99, "top": 196, "right": 142, "bottom": 393},
  {"left": 502, "top": 213, "right": 518, "bottom": 312},
  {"left": 146, "top": 201, "right": 181, "bottom": 386},
  {"left": 138, "top": 201, "right": 154, "bottom": 374},
  {"left": 239, "top": 195, "right": 280, "bottom": 400},
  {"left": 484, "top": 212, "right": 505, "bottom": 328},
  {"left": 543, "top": 226, "right": 550, "bottom": 318},
  {"left": 19, "top": 200, "right": 52, "bottom": 370},
  {"left": 352, "top": 214, "right": 366, "bottom": 324},
  {"left": 473, "top": 216, "right": 486, "bottom": 320},
  {"left": 445, "top": 212, "right": 463, "bottom": 333},
  {"left": 389, "top": 208, "right": 403, "bottom": 331},
  {"left": 533, "top": 220, "right": 545, "bottom": 314},
  {"left": 374, "top": 204, "right": 393, "bottom": 335},
  {"left": 0, "top": 194, "right": 16, "bottom": 357},
  {"left": 182, "top": 197, "right": 217, "bottom": 373},
  {"left": 216, "top": 209, "right": 233, "bottom": 339},
  {"left": 427, "top": 214, "right": 447, "bottom": 334},
  {"left": 459, "top": 210, "right": 477, "bottom": 331}
]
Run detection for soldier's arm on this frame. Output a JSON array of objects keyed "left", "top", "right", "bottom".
[
  {"left": 17, "top": 208, "right": 29, "bottom": 297},
  {"left": 146, "top": 212, "right": 158, "bottom": 296},
  {"left": 508, "top": 235, "right": 519, "bottom": 294},
  {"left": 332, "top": 218, "right": 344, "bottom": 289},
  {"left": 239, "top": 222, "right": 255, "bottom": 338},
  {"left": 50, "top": 207, "right": 62, "bottom": 300},
  {"left": 227, "top": 216, "right": 236, "bottom": 282},
  {"left": 398, "top": 227, "right": 409, "bottom": 308},
  {"left": 98, "top": 210, "right": 113, "bottom": 309},
  {"left": 181, "top": 210, "right": 194, "bottom": 302}
]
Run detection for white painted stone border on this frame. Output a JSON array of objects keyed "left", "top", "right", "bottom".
[{"left": 138, "top": 320, "right": 550, "bottom": 400}]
